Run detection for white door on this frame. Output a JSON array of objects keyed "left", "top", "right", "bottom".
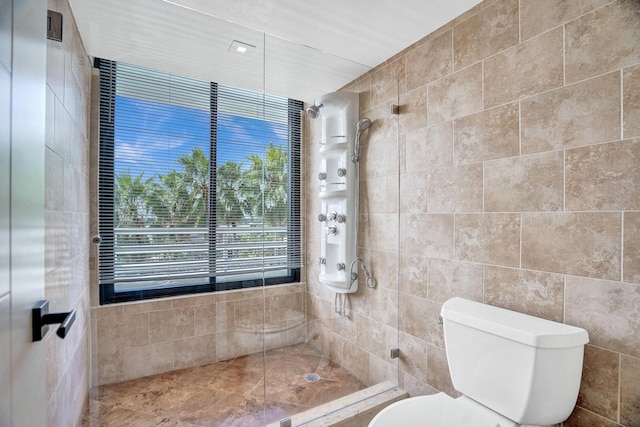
[{"left": 1, "top": 0, "right": 48, "bottom": 425}]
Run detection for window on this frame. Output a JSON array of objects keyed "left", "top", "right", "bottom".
[{"left": 96, "top": 59, "right": 302, "bottom": 304}]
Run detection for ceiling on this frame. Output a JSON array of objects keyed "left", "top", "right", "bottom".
[{"left": 69, "top": 0, "right": 482, "bottom": 102}]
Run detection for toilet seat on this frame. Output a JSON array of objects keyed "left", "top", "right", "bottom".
[{"left": 368, "top": 393, "right": 518, "bottom": 427}]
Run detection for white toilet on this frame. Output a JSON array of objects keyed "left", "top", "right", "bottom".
[{"left": 369, "top": 297, "right": 589, "bottom": 427}]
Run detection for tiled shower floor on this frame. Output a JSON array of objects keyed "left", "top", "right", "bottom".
[{"left": 82, "top": 343, "right": 367, "bottom": 427}]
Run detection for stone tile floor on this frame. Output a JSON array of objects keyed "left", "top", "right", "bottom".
[{"left": 82, "top": 343, "right": 367, "bottom": 426}]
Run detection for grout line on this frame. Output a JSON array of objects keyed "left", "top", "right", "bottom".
[
  {"left": 618, "top": 352, "right": 622, "bottom": 424},
  {"left": 562, "top": 24, "right": 566, "bottom": 86},
  {"left": 621, "top": 212, "right": 625, "bottom": 283},
  {"left": 620, "top": 69, "right": 624, "bottom": 140}
]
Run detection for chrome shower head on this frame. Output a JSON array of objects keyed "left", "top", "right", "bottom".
[
  {"left": 357, "top": 118, "right": 372, "bottom": 132},
  {"left": 306, "top": 103, "right": 322, "bottom": 119}
]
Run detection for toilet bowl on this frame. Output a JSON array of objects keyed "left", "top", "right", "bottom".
[
  {"left": 369, "top": 298, "right": 588, "bottom": 427},
  {"left": 369, "top": 393, "right": 516, "bottom": 427}
]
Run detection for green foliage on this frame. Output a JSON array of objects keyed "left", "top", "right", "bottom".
[{"left": 114, "top": 144, "right": 289, "bottom": 229}]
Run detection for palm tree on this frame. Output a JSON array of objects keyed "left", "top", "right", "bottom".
[
  {"left": 114, "top": 171, "right": 154, "bottom": 228},
  {"left": 216, "top": 160, "right": 245, "bottom": 226},
  {"left": 177, "top": 148, "right": 210, "bottom": 227}
]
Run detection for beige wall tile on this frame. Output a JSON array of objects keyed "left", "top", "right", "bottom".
[
  {"left": 520, "top": 0, "right": 612, "bottom": 41},
  {"left": 269, "top": 292, "right": 304, "bottom": 323},
  {"left": 371, "top": 58, "right": 405, "bottom": 108},
  {"left": 521, "top": 72, "right": 621, "bottom": 154},
  {"left": 624, "top": 212, "right": 640, "bottom": 284},
  {"left": 428, "top": 164, "right": 483, "bottom": 213},
  {"left": 426, "top": 344, "right": 457, "bottom": 397},
  {"left": 483, "top": 266, "right": 564, "bottom": 322},
  {"left": 522, "top": 213, "right": 621, "bottom": 280},
  {"left": 122, "top": 299, "right": 172, "bottom": 315},
  {"left": 624, "top": 65, "right": 640, "bottom": 139},
  {"left": 194, "top": 303, "right": 216, "bottom": 336},
  {"left": 564, "top": 407, "right": 622, "bottom": 427},
  {"left": 173, "top": 334, "right": 216, "bottom": 369},
  {"left": 406, "top": 30, "right": 452, "bottom": 92},
  {"left": 566, "top": 139, "right": 640, "bottom": 211},
  {"left": 342, "top": 341, "right": 370, "bottom": 385},
  {"left": 405, "top": 122, "right": 453, "bottom": 174},
  {"left": 453, "top": 0, "right": 519, "bottom": 70},
  {"left": 620, "top": 355, "right": 640, "bottom": 426},
  {"left": 368, "top": 287, "right": 398, "bottom": 328},
  {"left": 566, "top": 276, "right": 640, "bottom": 358},
  {"left": 565, "top": 0, "right": 640, "bottom": 84},
  {"left": 484, "top": 151, "right": 564, "bottom": 212},
  {"left": 122, "top": 341, "right": 174, "bottom": 380},
  {"left": 454, "top": 213, "right": 520, "bottom": 267},
  {"left": 401, "top": 295, "right": 444, "bottom": 347},
  {"left": 484, "top": 28, "right": 563, "bottom": 108},
  {"left": 427, "top": 259, "right": 483, "bottom": 303},
  {"left": 355, "top": 316, "right": 387, "bottom": 359},
  {"left": 399, "top": 172, "right": 427, "bottom": 213},
  {"left": 399, "top": 86, "right": 428, "bottom": 133},
  {"left": 368, "top": 354, "right": 396, "bottom": 386},
  {"left": 399, "top": 253, "right": 429, "bottom": 298},
  {"left": 360, "top": 137, "right": 398, "bottom": 180},
  {"left": 149, "top": 307, "right": 195, "bottom": 343},
  {"left": 97, "top": 312, "right": 149, "bottom": 352},
  {"left": 398, "top": 332, "right": 427, "bottom": 383},
  {"left": 427, "top": 62, "right": 483, "bottom": 125},
  {"left": 403, "top": 214, "right": 454, "bottom": 259},
  {"left": 454, "top": 102, "right": 519, "bottom": 165},
  {"left": 577, "top": 345, "right": 620, "bottom": 422}
]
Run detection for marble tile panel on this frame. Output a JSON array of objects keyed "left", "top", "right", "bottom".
[
  {"left": 427, "top": 62, "right": 483, "bottom": 125},
  {"left": 565, "top": 0, "right": 640, "bottom": 84},
  {"left": 359, "top": 136, "right": 398, "bottom": 179},
  {"left": 520, "top": 0, "right": 612, "bottom": 41},
  {"left": 398, "top": 332, "right": 427, "bottom": 383},
  {"left": 566, "top": 276, "right": 640, "bottom": 357},
  {"left": 370, "top": 57, "right": 405, "bottom": 108},
  {"left": 401, "top": 294, "right": 444, "bottom": 347},
  {"left": 405, "top": 30, "right": 453, "bottom": 91},
  {"left": 355, "top": 315, "right": 387, "bottom": 359},
  {"left": 426, "top": 344, "right": 458, "bottom": 397},
  {"left": 149, "top": 307, "right": 195, "bottom": 344},
  {"left": 122, "top": 341, "right": 174, "bottom": 380},
  {"left": 427, "top": 259, "right": 483, "bottom": 304},
  {"left": 483, "top": 266, "right": 564, "bottom": 322},
  {"left": 522, "top": 213, "right": 621, "bottom": 280},
  {"left": 399, "top": 86, "right": 428, "bottom": 133},
  {"left": 399, "top": 253, "right": 429, "bottom": 298},
  {"left": 405, "top": 122, "right": 453, "bottom": 176},
  {"left": 399, "top": 172, "right": 428, "bottom": 213},
  {"left": 620, "top": 355, "right": 640, "bottom": 426},
  {"left": 122, "top": 299, "right": 172, "bottom": 315},
  {"left": 454, "top": 213, "right": 520, "bottom": 267},
  {"left": 563, "top": 406, "right": 621, "bottom": 427},
  {"left": 454, "top": 102, "right": 519, "bottom": 165},
  {"left": 484, "top": 151, "right": 564, "bottom": 212},
  {"left": 173, "top": 334, "right": 216, "bottom": 369},
  {"left": 453, "top": 0, "right": 519, "bottom": 70},
  {"left": 194, "top": 303, "right": 216, "bottom": 336},
  {"left": 566, "top": 139, "right": 640, "bottom": 211},
  {"left": 403, "top": 213, "right": 454, "bottom": 259},
  {"left": 521, "top": 72, "right": 621, "bottom": 154},
  {"left": 624, "top": 65, "right": 640, "bottom": 138},
  {"left": 484, "top": 28, "right": 563, "bottom": 108},
  {"left": 342, "top": 341, "right": 370, "bottom": 385},
  {"left": 577, "top": 345, "right": 619, "bottom": 422},
  {"left": 428, "top": 163, "right": 483, "bottom": 213},
  {"left": 624, "top": 212, "right": 640, "bottom": 284}
]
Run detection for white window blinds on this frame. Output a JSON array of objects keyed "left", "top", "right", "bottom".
[{"left": 97, "top": 59, "right": 302, "bottom": 303}]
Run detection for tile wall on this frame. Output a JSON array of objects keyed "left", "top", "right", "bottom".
[
  {"left": 305, "top": 0, "right": 640, "bottom": 425},
  {"left": 91, "top": 284, "right": 306, "bottom": 385},
  {"left": 45, "top": 0, "right": 92, "bottom": 425}
]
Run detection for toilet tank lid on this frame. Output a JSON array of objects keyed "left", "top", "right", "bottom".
[{"left": 441, "top": 298, "right": 589, "bottom": 349}]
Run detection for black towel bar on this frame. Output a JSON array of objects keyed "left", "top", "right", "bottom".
[{"left": 32, "top": 300, "right": 76, "bottom": 341}]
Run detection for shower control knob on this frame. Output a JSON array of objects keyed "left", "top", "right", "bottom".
[
  {"left": 327, "top": 226, "right": 337, "bottom": 236},
  {"left": 336, "top": 215, "right": 346, "bottom": 223},
  {"left": 336, "top": 263, "right": 346, "bottom": 271},
  {"left": 337, "top": 168, "right": 347, "bottom": 177},
  {"left": 318, "top": 172, "right": 327, "bottom": 180},
  {"left": 318, "top": 257, "right": 326, "bottom": 265},
  {"left": 327, "top": 211, "right": 337, "bottom": 221},
  {"left": 318, "top": 214, "right": 326, "bottom": 222}
]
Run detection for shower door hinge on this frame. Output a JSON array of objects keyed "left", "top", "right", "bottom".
[
  {"left": 280, "top": 417, "right": 292, "bottom": 427},
  {"left": 390, "top": 348, "right": 400, "bottom": 359},
  {"left": 390, "top": 104, "right": 399, "bottom": 115},
  {"left": 47, "top": 10, "right": 63, "bottom": 42}
]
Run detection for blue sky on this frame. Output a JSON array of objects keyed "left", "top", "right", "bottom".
[{"left": 114, "top": 94, "right": 289, "bottom": 179}]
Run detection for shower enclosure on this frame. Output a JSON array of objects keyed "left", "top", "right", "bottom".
[{"left": 88, "top": 7, "right": 401, "bottom": 425}]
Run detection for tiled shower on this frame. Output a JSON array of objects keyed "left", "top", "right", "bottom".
[{"left": 43, "top": 0, "right": 639, "bottom": 426}]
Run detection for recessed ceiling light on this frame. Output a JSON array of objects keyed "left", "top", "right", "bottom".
[{"left": 228, "top": 40, "right": 255, "bottom": 54}]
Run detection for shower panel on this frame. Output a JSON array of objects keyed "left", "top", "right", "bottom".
[{"left": 311, "top": 92, "right": 361, "bottom": 294}]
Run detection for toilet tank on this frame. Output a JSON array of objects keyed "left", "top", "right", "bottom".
[{"left": 441, "top": 298, "right": 589, "bottom": 426}]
